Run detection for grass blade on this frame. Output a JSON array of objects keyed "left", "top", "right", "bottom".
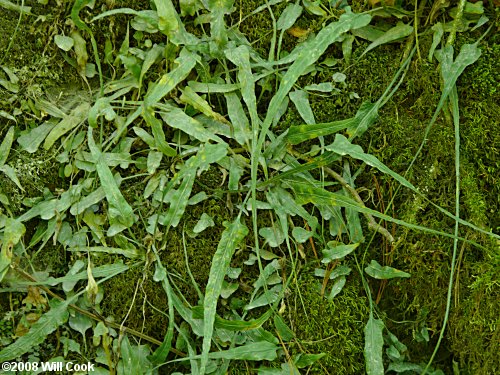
[
  {"left": 192, "top": 306, "right": 273, "bottom": 331},
  {"left": 88, "top": 127, "right": 135, "bottom": 236},
  {"left": 365, "top": 260, "right": 411, "bottom": 279},
  {"left": 142, "top": 109, "right": 177, "bottom": 157},
  {"left": 179, "top": 87, "right": 229, "bottom": 126},
  {"left": 285, "top": 181, "right": 494, "bottom": 244},
  {"left": 0, "top": 165, "right": 24, "bottom": 191},
  {"left": 158, "top": 104, "right": 224, "bottom": 143},
  {"left": 0, "top": 126, "right": 14, "bottom": 166},
  {"left": 143, "top": 49, "right": 198, "bottom": 107},
  {"left": 200, "top": 219, "right": 248, "bottom": 375},
  {"left": 224, "top": 92, "right": 252, "bottom": 146},
  {"left": 289, "top": 90, "right": 315, "bottom": 125},
  {"left": 326, "top": 134, "right": 416, "bottom": 190},
  {"left": 43, "top": 102, "right": 90, "bottom": 150},
  {"left": 0, "top": 218, "right": 25, "bottom": 282},
  {"left": 17, "top": 122, "right": 55, "bottom": 153},
  {"left": 286, "top": 102, "right": 375, "bottom": 144},
  {"left": 364, "top": 314, "right": 384, "bottom": 375},
  {"left": 206, "top": 341, "right": 278, "bottom": 361},
  {"left": 360, "top": 22, "right": 413, "bottom": 58},
  {"left": 225, "top": 45, "right": 260, "bottom": 129}
]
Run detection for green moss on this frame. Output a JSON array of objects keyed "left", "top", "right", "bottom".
[
  {"left": 449, "top": 259, "right": 500, "bottom": 374},
  {"left": 288, "top": 267, "right": 369, "bottom": 373}
]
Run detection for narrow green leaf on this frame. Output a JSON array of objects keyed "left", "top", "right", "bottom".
[
  {"left": 364, "top": 260, "right": 411, "bottom": 279},
  {"left": 326, "top": 134, "right": 416, "bottom": 190},
  {"left": 266, "top": 186, "right": 318, "bottom": 232},
  {"left": 0, "top": 126, "right": 15, "bottom": 166},
  {"left": 322, "top": 242, "right": 359, "bottom": 263},
  {"left": 289, "top": 90, "right": 315, "bottom": 125},
  {"left": 360, "top": 22, "right": 413, "bottom": 58},
  {"left": 429, "top": 22, "right": 444, "bottom": 62},
  {"left": 327, "top": 276, "right": 346, "bottom": 300},
  {"left": 261, "top": 10, "right": 371, "bottom": 141},
  {"left": 274, "top": 315, "right": 294, "bottom": 341},
  {"left": 0, "top": 297, "right": 75, "bottom": 362},
  {"left": 160, "top": 173, "right": 196, "bottom": 229},
  {"left": 139, "top": 43, "right": 163, "bottom": 86},
  {"left": 437, "top": 44, "right": 481, "bottom": 102},
  {"left": 91, "top": 8, "right": 141, "bottom": 22},
  {"left": 287, "top": 102, "right": 375, "bottom": 144},
  {"left": 153, "top": 0, "right": 179, "bottom": 35},
  {"left": 205, "top": 341, "right": 278, "bottom": 361},
  {"left": 42, "top": 261, "right": 128, "bottom": 289},
  {"left": 204, "top": 0, "right": 234, "bottom": 51},
  {"left": 294, "top": 353, "right": 326, "bottom": 368},
  {"left": 245, "top": 285, "right": 282, "bottom": 310},
  {"left": 364, "top": 314, "right": 384, "bottom": 375},
  {"left": 158, "top": 106, "right": 224, "bottom": 143},
  {"left": 224, "top": 92, "right": 251, "bottom": 146},
  {"left": 193, "top": 213, "right": 215, "bottom": 234},
  {"left": 189, "top": 81, "right": 240, "bottom": 93},
  {"left": 70, "top": 175, "right": 122, "bottom": 216},
  {"left": 147, "top": 151, "right": 163, "bottom": 175},
  {"left": 17, "top": 200, "right": 57, "bottom": 222},
  {"left": 200, "top": 219, "right": 248, "bottom": 375},
  {"left": 133, "top": 127, "right": 156, "bottom": 148},
  {"left": 253, "top": 260, "right": 282, "bottom": 291},
  {"left": 303, "top": 0, "right": 325, "bottom": 16},
  {"left": 67, "top": 246, "right": 141, "bottom": 259},
  {"left": 88, "top": 97, "right": 116, "bottom": 128},
  {"left": 44, "top": 102, "right": 90, "bottom": 150},
  {"left": 276, "top": 4, "right": 303, "bottom": 30},
  {"left": 342, "top": 34, "right": 355, "bottom": 63},
  {"left": 180, "top": 86, "right": 229, "bottom": 126},
  {"left": 225, "top": 45, "right": 260, "bottom": 129},
  {"left": 192, "top": 307, "right": 273, "bottom": 331},
  {"left": 17, "top": 122, "right": 56, "bottom": 153},
  {"left": 285, "top": 181, "right": 488, "bottom": 242},
  {"left": 0, "top": 165, "right": 24, "bottom": 191},
  {"left": 88, "top": 127, "right": 135, "bottom": 235},
  {"left": 304, "top": 82, "right": 334, "bottom": 92},
  {"left": 142, "top": 109, "right": 177, "bottom": 157},
  {"left": 144, "top": 49, "right": 197, "bottom": 107},
  {"left": 0, "top": 218, "right": 25, "bottom": 282},
  {"left": 343, "top": 162, "right": 364, "bottom": 242},
  {"left": 0, "top": 0, "right": 31, "bottom": 13}
]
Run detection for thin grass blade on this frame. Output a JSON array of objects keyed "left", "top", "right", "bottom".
[
  {"left": 0, "top": 126, "right": 14, "bottom": 166},
  {"left": 88, "top": 128, "right": 135, "bottom": 236},
  {"left": 360, "top": 22, "right": 413, "bottom": 58},
  {"left": 200, "top": 219, "right": 248, "bottom": 375},
  {"left": 289, "top": 90, "right": 315, "bottom": 125},
  {"left": 364, "top": 313, "right": 384, "bottom": 375}
]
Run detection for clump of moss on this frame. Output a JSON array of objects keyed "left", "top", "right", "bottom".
[
  {"left": 449, "top": 259, "right": 500, "bottom": 374},
  {"left": 0, "top": 148, "right": 62, "bottom": 216},
  {"left": 288, "top": 268, "right": 369, "bottom": 373}
]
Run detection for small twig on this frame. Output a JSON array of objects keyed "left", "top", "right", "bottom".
[
  {"left": 12, "top": 266, "right": 186, "bottom": 357},
  {"left": 303, "top": 221, "right": 318, "bottom": 258}
]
